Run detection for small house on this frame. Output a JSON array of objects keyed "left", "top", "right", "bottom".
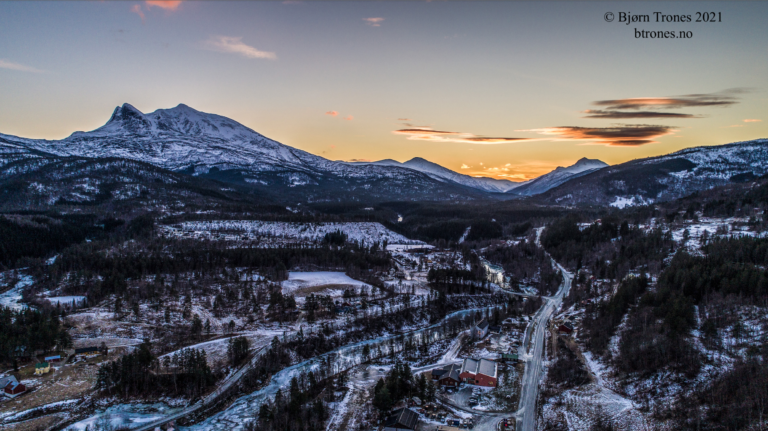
[
  {"left": 44, "top": 355, "right": 62, "bottom": 363},
  {"left": 0, "top": 376, "right": 18, "bottom": 393},
  {"left": 558, "top": 322, "right": 574, "bottom": 334},
  {"left": 383, "top": 407, "right": 419, "bottom": 431},
  {"left": 34, "top": 362, "right": 51, "bottom": 375},
  {"left": 3, "top": 380, "right": 26, "bottom": 398},
  {"left": 434, "top": 364, "right": 461, "bottom": 387},
  {"left": 473, "top": 319, "right": 489, "bottom": 340}
]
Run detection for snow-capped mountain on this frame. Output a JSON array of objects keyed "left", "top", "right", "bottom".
[
  {"left": 3, "top": 103, "right": 364, "bottom": 174},
  {"left": 511, "top": 158, "right": 608, "bottom": 196},
  {"left": 348, "top": 157, "right": 521, "bottom": 193},
  {"left": 0, "top": 103, "right": 485, "bottom": 202},
  {"left": 541, "top": 139, "right": 768, "bottom": 206}
]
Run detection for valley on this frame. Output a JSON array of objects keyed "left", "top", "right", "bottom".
[{"left": 0, "top": 105, "right": 766, "bottom": 431}]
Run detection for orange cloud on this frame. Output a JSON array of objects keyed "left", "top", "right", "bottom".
[
  {"left": 744, "top": 119, "right": 762, "bottom": 123},
  {"left": 146, "top": 0, "right": 182, "bottom": 11},
  {"left": 392, "top": 127, "right": 528, "bottom": 144},
  {"left": 398, "top": 118, "right": 411, "bottom": 121},
  {"left": 131, "top": 4, "right": 145, "bottom": 22},
  {"left": 460, "top": 164, "right": 470, "bottom": 169},
  {"left": 363, "top": 17, "right": 385, "bottom": 27},
  {"left": 344, "top": 115, "right": 354, "bottom": 121},
  {"left": 521, "top": 125, "right": 676, "bottom": 146},
  {"left": 326, "top": 111, "right": 339, "bottom": 117}
]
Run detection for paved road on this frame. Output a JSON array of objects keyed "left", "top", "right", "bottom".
[{"left": 514, "top": 260, "right": 572, "bottom": 431}]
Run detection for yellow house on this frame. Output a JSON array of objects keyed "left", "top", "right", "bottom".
[{"left": 34, "top": 362, "right": 50, "bottom": 375}]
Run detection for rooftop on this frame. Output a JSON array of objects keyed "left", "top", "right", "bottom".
[
  {"left": 383, "top": 407, "right": 419, "bottom": 429},
  {"left": 461, "top": 358, "right": 497, "bottom": 379}
]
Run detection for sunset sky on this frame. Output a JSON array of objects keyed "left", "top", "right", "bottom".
[{"left": 1, "top": 1, "right": 766, "bottom": 181}]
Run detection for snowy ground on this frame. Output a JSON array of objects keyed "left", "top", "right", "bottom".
[
  {"left": 64, "top": 402, "right": 186, "bottom": 431},
  {"left": 538, "top": 350, "right": 651, "bottom": 431},
  {"left": 0, "top": 272, "right": 34, "bottom": 311},
  {"left": 281, "top": 271, "right": 374, "bottom": 299},
  {"left": 609, "top": 196, "right": 652, "bottom": 209},
  {"left": 387, "top": 244, "right": 435, "bottom": 251},
  {"left": 163, "top": 221, "right": 424, "bottom": 246}
]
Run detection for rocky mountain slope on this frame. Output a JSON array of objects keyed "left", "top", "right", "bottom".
[
  {"left": 540, "top": 139, "right": 768, "bottom": 207},
  {"left": 0, "top": 104, "right": 483, "bottom": 202},
  {"left": 511, "top": 158, "right": 608, "bottom": 196}
]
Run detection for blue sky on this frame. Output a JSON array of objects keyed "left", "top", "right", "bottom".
[{"left": 1, "top": 1, "right": 766, "bottom": 180}]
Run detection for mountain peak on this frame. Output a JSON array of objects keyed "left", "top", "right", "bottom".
[
  {"left": 110, "top": 103, "right": 145, "bottom": 120},
  {"left": 407, "top": 157, "right": 429, "bottom": 163},
  {"left": 574, "top": 157, "right": 606, "bottom": 166},
  {"left": 104, "top": 103, "right": 150, "bottom": 131}
]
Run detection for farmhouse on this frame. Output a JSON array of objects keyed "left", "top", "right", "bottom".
[
  {"left": 558, "top": 322, "right": 574, "bottom": 334},
  {"left": 431, "top": 363, "right": 461, "bottom": 387},
  {"left": 34, "top": 362, "right": 51, "bottom": 375},
  {"left": 383, "top": 407, "right": 419, "bottom": 431},
  {"left": 459, "top": 358, "right": 498, "bottom": 387},
  {"left": 3, "top": 377, "right": 26, "bottom": 398},
  {"left": 473, "top": 319, "right": 489, "bottom": 340}
]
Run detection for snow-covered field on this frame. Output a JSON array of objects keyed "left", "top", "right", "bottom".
[
  {"left": 280, "top": 272, "right": 384, "bottom": 305},
  {"left": 281, "top": 272, "right": 371, "bottom": 297},
  {"left": 163, "top": 221, "right": 424, "bottom": 246}
]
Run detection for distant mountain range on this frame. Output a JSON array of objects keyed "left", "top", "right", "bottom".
[
  {"left": 347, "top": 157, "right": 522, "bottom": 193},
  {"left": 539, "top": 139, "right": 768, "bottom": 207},
  {"left": 0, "top": 103, "right": 486, "bottom": 202},
  {"left": 1, "top": 103, "right": 765, "bottom": 206},
  {"left": 511, "top": 158, "right": 608, "bottom": 196}
]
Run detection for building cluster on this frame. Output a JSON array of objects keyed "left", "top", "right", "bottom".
[{"left": 432, "top": 357, "right": 499, "bottom": 388}]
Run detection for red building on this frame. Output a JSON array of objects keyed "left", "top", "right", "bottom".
[
  {"left": 459, "top": 358, "right": 497, "bottom": 387},
  {"left": 558, "top": 322, "right": 574, "bottom": 334},
  {"left": 432, "top": 364, "right": 461, "bottom": 387},
  {"left": 4, "top": 381, "right": 26, "bottom": 398}
]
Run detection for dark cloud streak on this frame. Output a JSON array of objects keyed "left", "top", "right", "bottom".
[
  {"left": 522, "top": 124, "right": 676, "bottom": 146},
  {"left": 583, "top": 110, "right": 700, "bottom": 119}
]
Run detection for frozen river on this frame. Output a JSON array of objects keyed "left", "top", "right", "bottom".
[{"left": 183, "top": 305, "right": 502, "bottom": 430}]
